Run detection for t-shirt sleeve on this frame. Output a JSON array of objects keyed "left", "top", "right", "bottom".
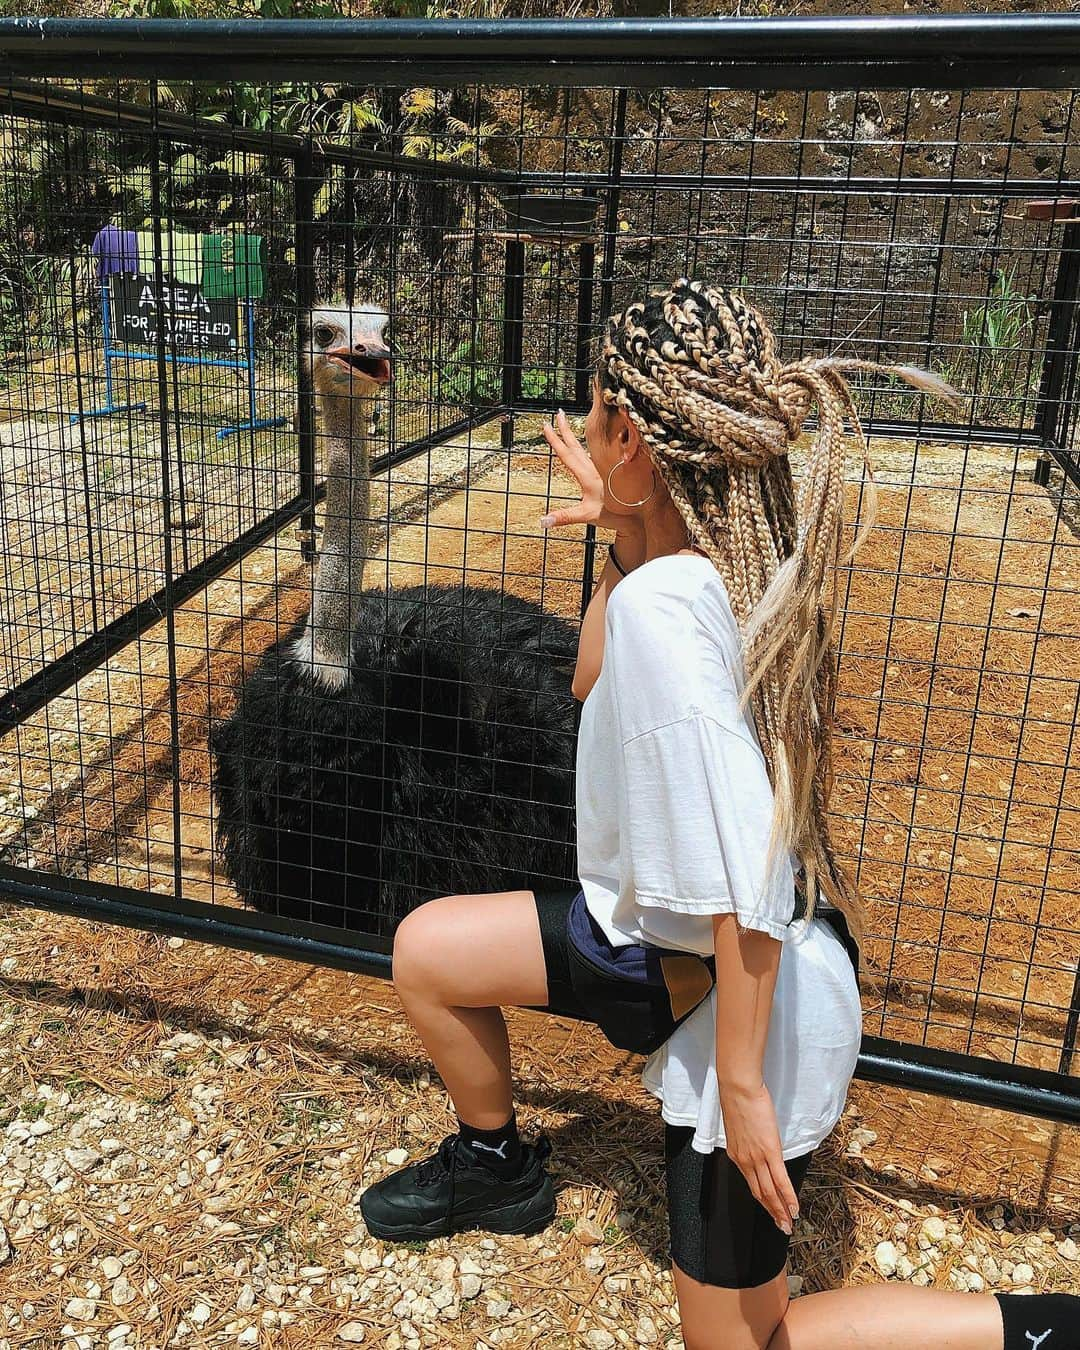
[{"left": 620, "top": 715, "right": 796, "bottom": 942}]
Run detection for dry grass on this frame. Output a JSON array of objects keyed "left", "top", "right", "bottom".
[{"left": 0, "top": 904, "right": 1077, "bottom": 1350}]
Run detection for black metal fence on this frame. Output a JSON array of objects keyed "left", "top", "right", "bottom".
[{"left": 0, "top": 15, "right": 1078, "bottom": 1125}]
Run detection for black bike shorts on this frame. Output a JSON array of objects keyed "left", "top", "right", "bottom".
[{"left": 528, "top": 886, "right": 814, "bottom": 1289}]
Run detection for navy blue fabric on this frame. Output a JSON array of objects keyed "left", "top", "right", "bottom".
[{"left": 566, "top": 889, "right": 717, "bottom": 984}]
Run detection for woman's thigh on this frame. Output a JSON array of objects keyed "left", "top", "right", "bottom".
[
  {"left": 667, "top": 1124, "right": 812, "bottom": 1350},
  {"left": 391, "top": 890, "right": 553, "bottom": 1011}
]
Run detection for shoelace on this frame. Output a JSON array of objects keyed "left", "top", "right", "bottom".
[{"left": 415, "top": 1133, "right": 462, "bottom": 1189}]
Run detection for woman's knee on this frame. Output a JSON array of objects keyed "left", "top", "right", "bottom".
[
  {"left": 674, "top": 1262, "right": 787, "bottom": 1350},
  {"left": 682, "top": 1308, "right": 783, "bottom": 1350},
  {"left": 391, "top": 896, "right": 455, "bottom": 991}
]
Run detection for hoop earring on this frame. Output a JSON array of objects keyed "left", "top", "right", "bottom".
[{"left": 606, "top": 460, "right": 656, "bottom": 509}]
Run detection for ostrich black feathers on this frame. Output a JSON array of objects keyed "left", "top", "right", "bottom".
[{"left": 210, "top": 585, "right": 580, "bottom": 934}]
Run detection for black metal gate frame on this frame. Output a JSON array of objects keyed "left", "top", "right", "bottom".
[{"left": 1, "top": 15, "right": 1078, "bottom": 1128}]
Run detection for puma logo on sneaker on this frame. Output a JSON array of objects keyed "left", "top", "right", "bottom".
[{"left": 1025, "top": 1332, "right": 1052, "bottom": 1350}]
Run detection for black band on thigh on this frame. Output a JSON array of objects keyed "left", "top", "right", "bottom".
[
  {"left": 665, "top": 1122, "right": 815, "bottom": 1288},
  {"left": 526, "top": 887, "right": 592, "bottom": 1021}
]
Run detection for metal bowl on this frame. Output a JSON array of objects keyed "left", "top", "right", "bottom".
[{"left": 498, "top": 192, "right": 599, "bottom": 237}]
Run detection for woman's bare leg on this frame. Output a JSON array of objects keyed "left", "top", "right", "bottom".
[
  {"left": 390, "top": 890, "right": 550, "bottom": 1128},
  {"left": 770, "top": 1287, "right": 1004, "bottom": 1350},
  {"left": 672, "top": 1258, "right": 1005, "bottom": 1350}
]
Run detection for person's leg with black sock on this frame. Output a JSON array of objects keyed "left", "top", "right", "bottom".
[{"left": 389, "top": 893, "right": 545, "bottom": 1149}]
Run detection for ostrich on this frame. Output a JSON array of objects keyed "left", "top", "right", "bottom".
[{"left": 210, "top": 302, "right": 579, "bottom": 933}]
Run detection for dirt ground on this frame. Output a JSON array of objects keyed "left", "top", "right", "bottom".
[
  {"left": 1, "top": 409, "right": 1077, "bottom": 1079},
  {"left": 0, "top": 902, "right": 1076, "bottom": 1349}
]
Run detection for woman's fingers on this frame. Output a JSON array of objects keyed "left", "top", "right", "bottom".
[
  {"left": 749, "top": 1158, "right": 792, "bottom": 1236},
  {"left": 775, "top": 1159, "right": 800, "bottom": 1225},
  {"left": 541, "top": 412, "right": 597, "bottom": 485},
  {"left": 539, "top": 502, "right": 596, "bottom": 530}
]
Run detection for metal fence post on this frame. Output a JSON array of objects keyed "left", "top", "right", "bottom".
[
  {"left": 296, "top": 141, "right": 318, "bottom": 562},
  {"left": 1033, "top": 218, "right": 1080, "bottom": 487},
  {"left": 500, "top": 235, "right": 525, "bottom": 450}
]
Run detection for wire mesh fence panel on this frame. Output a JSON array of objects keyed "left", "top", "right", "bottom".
[{"left": 0, "top": 19, "right": 1078, "bottom": 1115}]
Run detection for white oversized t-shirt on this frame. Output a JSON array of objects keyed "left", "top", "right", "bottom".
[{"left": 575, "top": 552, "right": 862, "bottom": 1158}]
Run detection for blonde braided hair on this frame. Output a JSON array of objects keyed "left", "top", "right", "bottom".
[{"left": 598, "top": 278, "right": 961, "bottom": 940}]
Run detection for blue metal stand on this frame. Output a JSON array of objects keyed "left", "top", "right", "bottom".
[
  {"left": 69, "top": 282, "right": 147, "bottom": 424},
  {"left": 71, "top": 284, "right": 287, "bottom": 440}
]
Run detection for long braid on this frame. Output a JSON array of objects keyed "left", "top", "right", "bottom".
[{"left": 597, "top": 278, "right": 961, "bottom": 939}]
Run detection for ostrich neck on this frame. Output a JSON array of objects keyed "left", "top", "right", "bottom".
[{"left": 306, "top": 391, "right": 372, "bottom": 680}]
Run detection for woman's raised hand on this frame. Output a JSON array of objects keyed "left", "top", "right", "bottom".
[{"left": 539, "top": 409, "right": 626, "bottom": 534}]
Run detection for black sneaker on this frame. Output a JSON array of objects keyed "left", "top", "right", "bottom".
[{"left": 359, "top": 1131, "right": 556, "bottom": 1242}]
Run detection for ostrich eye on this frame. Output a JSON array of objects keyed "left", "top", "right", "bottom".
[{"left": 313, "top": 323, "right": 336, "bottom": 347}]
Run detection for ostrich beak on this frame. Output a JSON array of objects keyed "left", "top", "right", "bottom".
[{"left": 326, "top": 343, "right": 393, "bottom": 386}]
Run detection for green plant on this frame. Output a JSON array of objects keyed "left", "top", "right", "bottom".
[
  {"left": 946, "top": 263, "right": 1037, "bottom": 421},
  {"left": 434, "top": 328, "right": 503, "bottom": 406},
  {"left": 520, "top": 362, "right": 568, "bottom": 400}
]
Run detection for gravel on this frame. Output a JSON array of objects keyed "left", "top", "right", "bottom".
[{"left": 0, "top": 908, "right": 1076, "bottom": 1349}]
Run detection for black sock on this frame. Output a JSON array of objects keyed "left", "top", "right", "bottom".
[
  {"left": 995, "top": 1293, "right": 1080, "bottom": 1350},
  {"left": 456, "top": 1110, "right": 523, "bottom": 1176}
]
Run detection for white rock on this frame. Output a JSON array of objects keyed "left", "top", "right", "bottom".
[
  {"left": 100, "top": 1139, "right": 123, "bottom": 1157},
  {"left": 635, "top": 1313, "right": 659, "bottom": 1344},
  {"left": 338, "top": 1323, "right": 367, "bottom": 1344},
  {"left": 1011, "top": 1264, "right": 1034, "bottom": 1287},
  {"left": 586, "top": 1332, "right": 616, "bottom": 1350},
  {"left": 107, "top": 1326, "right": 132, "bottom": 1342},
  {"left": 237, "top": 1285, "right": 255, "bottom": 1313},
  {"left": 459, "top": 1274, "right": 482, "bottom": 1300},
  {"left": 384, "top": 1149, "right": 408, "bottom": 1166},
  {"left": 111, "top": 1276, "right": 136, "bottom": 1307},
  {"left": 874, "top": 1242, "right": 899, "bottom": 1278},
  {"left": 787, "top": 1275, "right": 804, "bottom": 1298},
  {"left": 238, "top": 1328, "right": 259, "bottom": 1346},
  {"left": 63, "top": 1299, "right": 96, "bottom": 1321},
  {"left": 0, "top": 1223, "right": 9, "bottom": 1264},
  {"left": 921, "top": 1217, "right": 948, "bottom": 1245},
  {"left": 64, "top": 1147, "right": 102, "bottom": 1172},
  {"left": 1058, "top": 1238, "right": 1079, "bottom": 1262},
  {"left": 28, "top": 1120, "right": 53, "bottom": 1137},
  {"left": 189, "top": 1302, "right": 212, "bottom": 1327},
  {"left": 100, "top": 1257, "right": 124, "bottom": 1280},
  {"left": 486, "top": 1299, "right": 511, "bottom": 1318}
]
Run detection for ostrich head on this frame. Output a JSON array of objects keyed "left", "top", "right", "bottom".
[{"left": 306, "top": 302, "right": 393, "bottom": 418}]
